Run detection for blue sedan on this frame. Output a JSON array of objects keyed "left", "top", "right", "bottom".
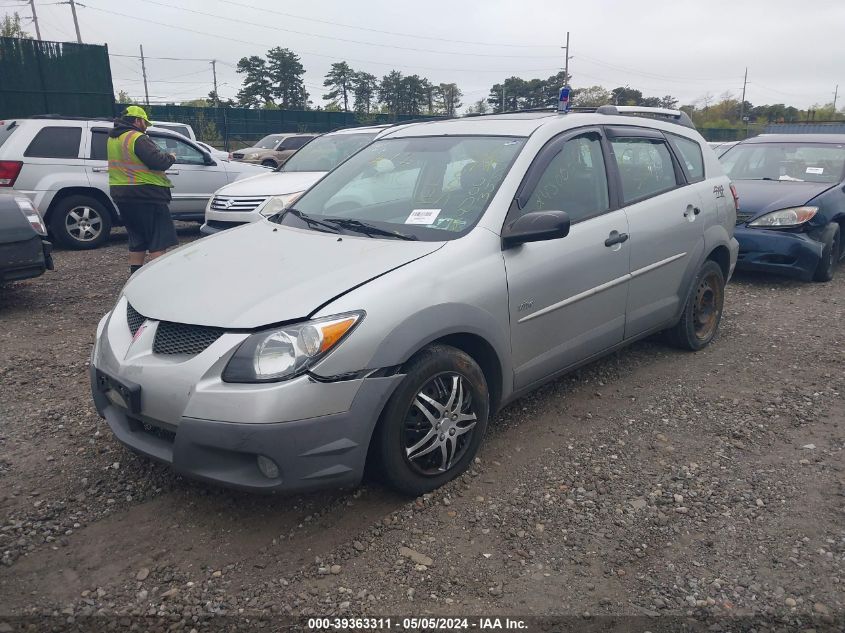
[{"left": 721, "top": 134, "right": 845, "bottom": 281}]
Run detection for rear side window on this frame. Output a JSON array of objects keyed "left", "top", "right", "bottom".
[
  {"left": 0, "top": 121, "right": 18, "bottom": 150},
  {"left": 90, "top": 130, "right": 107, "bottom": 160},
  {"left": 521, "top": 134, "right": 610, "bottom": 224},
  {"left": 24, "top": 126, "right": 82, "bottom": 159},
  {"left": 611, "top": 138, "right": 679, "bottom": 204},
  {"left": 280, "top": 136, "right": 312, "bottom": 151},
  {"left": 667, "top": 133, "right": 705, "bottom": 183}
]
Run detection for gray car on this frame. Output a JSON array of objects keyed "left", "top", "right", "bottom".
[{"left": 90, "top": 107, "right": 738, "bottom": 496}]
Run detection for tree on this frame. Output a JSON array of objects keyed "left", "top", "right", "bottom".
[
  {"left": 236, "top": 55, "right": 274, "bottom": 108},
  {"left": 611, "top": 86, "right": 643, "bottom": 106},
  {"left": 399, "top": 75, "right": 430, "bottom": 116},
  {"left": 352, "top": 72, "right": 379, "bottom": 114},
  {"left": 1, "top": 12, "right": 29, "bottom": 38},
  {"left": 434, "top": 83, "right": 462, "bottom": 116},
  {"left": 267, "top": 47, "right": 307, "bottom": 109},
  {"left": 659, "top": 95, "right": 679, "bottom": 109},
  {"left": 115, "top": 90, "right": 136, "bottom": 105},
  {"left": 378, "top": 70, "right": 404, "bottom": 116},
  {"left": 572, "top": 85, "right": 611, "bottom": 107},
  {"left": 465, "top": 98, "right": 489, "bottom": 115},
  {"left": 323, "top": 62, "right": 355, "bottom": 112},
  {"left": 487, "top": 77, "right": 526, "bottom": 113}
]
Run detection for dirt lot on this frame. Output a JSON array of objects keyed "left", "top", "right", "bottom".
[{"left": 1, "top": 226, "right": 844, "bottom": 631}]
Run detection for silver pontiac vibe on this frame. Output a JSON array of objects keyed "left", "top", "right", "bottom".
[{"left": 91, "top": 108, "right": 738, "bottom": 496}]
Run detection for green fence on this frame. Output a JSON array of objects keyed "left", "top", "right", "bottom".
[
  {"left": 116, "top": 104, "right": 439, "bottom": 151},
  {"left": 0, "top": 37, "right": 114, "bottom": 119}
]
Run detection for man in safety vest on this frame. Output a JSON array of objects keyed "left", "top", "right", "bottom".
[{"left": 108, "top": 105, "right": 178, "bottom": 275}]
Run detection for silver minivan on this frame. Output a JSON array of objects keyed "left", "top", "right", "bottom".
[{"left": 90, "top": 107, "right": 739, "bottom": 495}]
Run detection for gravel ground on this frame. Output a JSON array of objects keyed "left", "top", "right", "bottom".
[{"left": 1, "top": 226, "right": 843, "bottom": 631}]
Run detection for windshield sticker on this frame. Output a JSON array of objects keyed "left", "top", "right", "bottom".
[
  {"left": 806, "top": 167, "right": 824, "bottom": 174},
  {"left": 406, "top": 209, "right": 441, "bottom": 224}
]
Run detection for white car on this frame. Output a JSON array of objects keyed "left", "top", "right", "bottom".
[
  {"left": 0, "top": 117, "right": 267, "bottom": 249},
  {"left": 201, "top": 125, "right": 400, "bottom": 234}
]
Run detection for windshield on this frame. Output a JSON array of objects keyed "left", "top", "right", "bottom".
[
  {"left": 275, "top": 135, "right": 526, "bottom": 241},
  {"left": 722, "top": 142, "right": 845, "bottom": 183},
  {"left": 281, "top": 132, "right": 377, "bottom": 173},
  {"left": 254, "top": 135, "right": 283, "bottom": 150}
]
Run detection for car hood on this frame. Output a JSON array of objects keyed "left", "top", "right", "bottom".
[
  {"left": 214, "top": 171, "right": 325, "bottom": 197},
  {"left": 733, "top": 180, "right": 836, "bottom": 217},
  {"left": 124, "top": 221, "right": 445, "bottom": 329}
]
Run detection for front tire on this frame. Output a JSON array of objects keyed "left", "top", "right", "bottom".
[
  {"left": 49, "top": 195, "right": 112, "bottom": 250},
  {"left": 813, "top": 222, "right": 840, "bottom": 282},
  {"left": 666, "top": 260, "right": 725, "bottom": 351},
  {"left": 374, "top": 345, "right": 489, "bottom": 496}
]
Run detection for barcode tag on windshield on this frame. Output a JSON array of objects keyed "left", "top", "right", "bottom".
[
  {"left": 806, "top": 167, "right": 824, "bottom": 174},
  {"left": 406, "top": 209, "right": 441, "bottom": 224}
]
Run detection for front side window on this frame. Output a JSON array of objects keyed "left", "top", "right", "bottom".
[
  {"left": 667, "top": 133, "right": 705, "bottom": 182},
  {"left": 612, "top": 138, "right": 679, "bottom": 204},
  {"left": 24, "top": 126, "right": 82, "bottom": 159},
  {"left": 280, "top": 136, "right": 312, "bottom": 151},
  {"left": 90, "top": 130, "right": 108, "bottom": 160},
  {"left": 279, "top": 135, "right": 526, "bottom": 241},
  {"left": 520, "top": 134, "right": 610, "bottom": 223},
  {"left": 151, "top": 135, "right": 205, "bottom": 165},
  {"left": 282, "top": 132, "right": 377, "bottom": 172},
  {"left": 255, "top": 135, "right": 283, "bottom": 149},
  {"left": 722, "top": 142, "right": 845, "bottom": 184}
]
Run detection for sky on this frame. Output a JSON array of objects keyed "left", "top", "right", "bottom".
[{"left": 6, "top": 0, "right": 844, "bottom": 111}]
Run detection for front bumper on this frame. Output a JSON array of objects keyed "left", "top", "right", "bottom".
[
  {"left": 0, "top": 236, "right": 53, "bottom": 282},
  {"left": 734, "top": 226, "right": 823, "bottom": 281},
  {"left": 89, "top": 303, "right": 403, "bottom": 492}
]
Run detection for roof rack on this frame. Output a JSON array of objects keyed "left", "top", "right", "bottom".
[{"left": 595, "top": 105, "right": 695, "bottom": 129}]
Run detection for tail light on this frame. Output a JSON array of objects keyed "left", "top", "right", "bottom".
[
  {"left": 729, "top": 183, "right": 740, "bottom": 211},
  {"left": 0, "top": 160, "right": 23, "bottom": 187}
]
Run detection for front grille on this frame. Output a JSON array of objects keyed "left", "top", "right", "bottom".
[
  {"left": 153, "top": 321, "right": 224, "bottom": 355},
  {"left": 736, "top": 211, "right": 754, "bottom": 225},
  {"left": 210, "top": 195, "right": 268, "bottom": 213},
  {"left": 126, "top": 303, "right": 145, "bottom": 336}
]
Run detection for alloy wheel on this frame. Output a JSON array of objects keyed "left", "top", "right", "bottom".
[
  {"left": 403, "top": 372, "right": 478, "bottom": 476},
  {"left": 65, "top": 206, "right": 103, "bottom": 242}
]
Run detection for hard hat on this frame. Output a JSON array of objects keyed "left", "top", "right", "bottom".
[{"left": 124, "top": 105, "right": 151, "bottom": 123}]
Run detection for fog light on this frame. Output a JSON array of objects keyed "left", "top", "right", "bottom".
[{"left": 256, "top": 455, "right": 280, "bottom": 479}]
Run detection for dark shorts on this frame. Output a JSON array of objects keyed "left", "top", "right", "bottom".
[{"left": 116, "top": 201, "right": 178, "bottom": 253}]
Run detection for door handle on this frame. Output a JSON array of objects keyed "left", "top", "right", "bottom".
[
  {"left": 91, "top": 167, "right": 108, "bottom": 173},
  {"left": 604, "top": 231, "right": 629, "bottom": 247},
  {"left": 165, "top": 170, "right": 180, "bottom": 175}
]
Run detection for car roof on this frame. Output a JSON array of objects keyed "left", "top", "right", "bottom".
[
  {"left": 382, "top": 110, "right": 699, "bottom": 140},
  {"left": 743, "top": 133, "right": 845, "bottom": 144},
  {"left": 325, "top": 125, "right": 390, "bottom": 136}
]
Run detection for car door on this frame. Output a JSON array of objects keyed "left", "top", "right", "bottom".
[
  {"left": 605, "top": 127, "right": 705, "bottom": 338},
  {"left": 148, "top": 133, "right": 227, "bottom": 217},
  {"left": 85, "top": 126, "right": 110, "bottom": 196},
  {"left": 503, "top": 128, "right": 631, "bottom": 391}
]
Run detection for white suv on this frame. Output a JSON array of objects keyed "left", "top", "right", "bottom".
[{"left": 0, "top": 117, "right": 266, "bottom": 249}]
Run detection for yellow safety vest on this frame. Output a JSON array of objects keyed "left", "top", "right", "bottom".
[{"left": 107, "top": 130, "right": 172, "bottom": 188}]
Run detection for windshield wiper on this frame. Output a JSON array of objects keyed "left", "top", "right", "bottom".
[
  {"left": 323, "top": 218, "right": 418, "bottom": 241},
  {"left": 279, "top": 208, "right": 340, "bottom": 233}
]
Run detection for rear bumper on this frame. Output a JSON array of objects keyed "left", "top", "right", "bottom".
[
  {"left": 0, "top": 236, "right": 53, "bottom": 282},
  {"left": 90, "top": 363, "right": 403, "bottom": 493},
  {"left": 734, "top": 227, "right": 822, "bottom": 281}
]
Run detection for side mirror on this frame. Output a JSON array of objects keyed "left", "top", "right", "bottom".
[
  {"left": 502, "top": 210, "right": 570, "bottom": 247},
  {"left": 202, "top": 152, "right": 216, "bottom": 166}
]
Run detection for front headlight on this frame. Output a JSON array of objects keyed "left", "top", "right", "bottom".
[
  {"left": 14, "top": 196, "right": 47, "bottom": 235},
  {"left": 222, "top": 311, "right": 363, "bottom": 383},
  {"left": 259, "top": 192, "right": 303, "bottom": 217},
  {"left": 748, "top": 206, "right": 818, "bottom": 228}
]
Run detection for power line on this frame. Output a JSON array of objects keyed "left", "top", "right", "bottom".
[
  {"left": 80, "top": 3, "right": 562, "bottom": 74},
  {"left": 208, "top": 0, "right": 559, "bottom": 49},
  {"left": 138, "top": 0, "right": 560, "bottom": 60}
]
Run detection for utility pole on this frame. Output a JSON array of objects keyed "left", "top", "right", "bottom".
[
  {"left": 833, "top": 84, "right": 839, "bottom": 112},
  {"left": 501, "top": 86, "right": 505, "bottom": 113},
  {"left": 210, "top": 60, "right": 219, "bottom": 107},
  {"left": 29, "top": 0, "right": 41, "bottom": 40},
  {"left": 139, "top": 45, "right": 150, "bottom": 107},
  {"left": 67, "top": 0, "right": 82, "bottom": 43},
  {"left": 562, "top": 31, "right": 571, "bottom": 85},
  {"left": 739, "top": 67, "right": 748, "bottom": 138}
]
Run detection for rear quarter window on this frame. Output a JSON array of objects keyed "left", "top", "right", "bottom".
[
  {"left": 24, "top": 126, "right": 82, "bottom": 159},
  {"left": 0, "top": 121, "right": 19, "bottom": 150},
  {"left": 667, "top": 133, "right": 705, "bottom": 183}
]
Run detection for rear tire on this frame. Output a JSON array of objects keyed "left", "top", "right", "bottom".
[
  {"left": 666, "top": 260, "right": 725, "bottom": 351},
  {"left": 813, "top": 223, "right": 840, "bottom": 282},
  {"left": 373, "top": 345, "right": 489, "bottom": 496},
  {"left": 49, "top": 195, "right": 112, "bottom": 250}
]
